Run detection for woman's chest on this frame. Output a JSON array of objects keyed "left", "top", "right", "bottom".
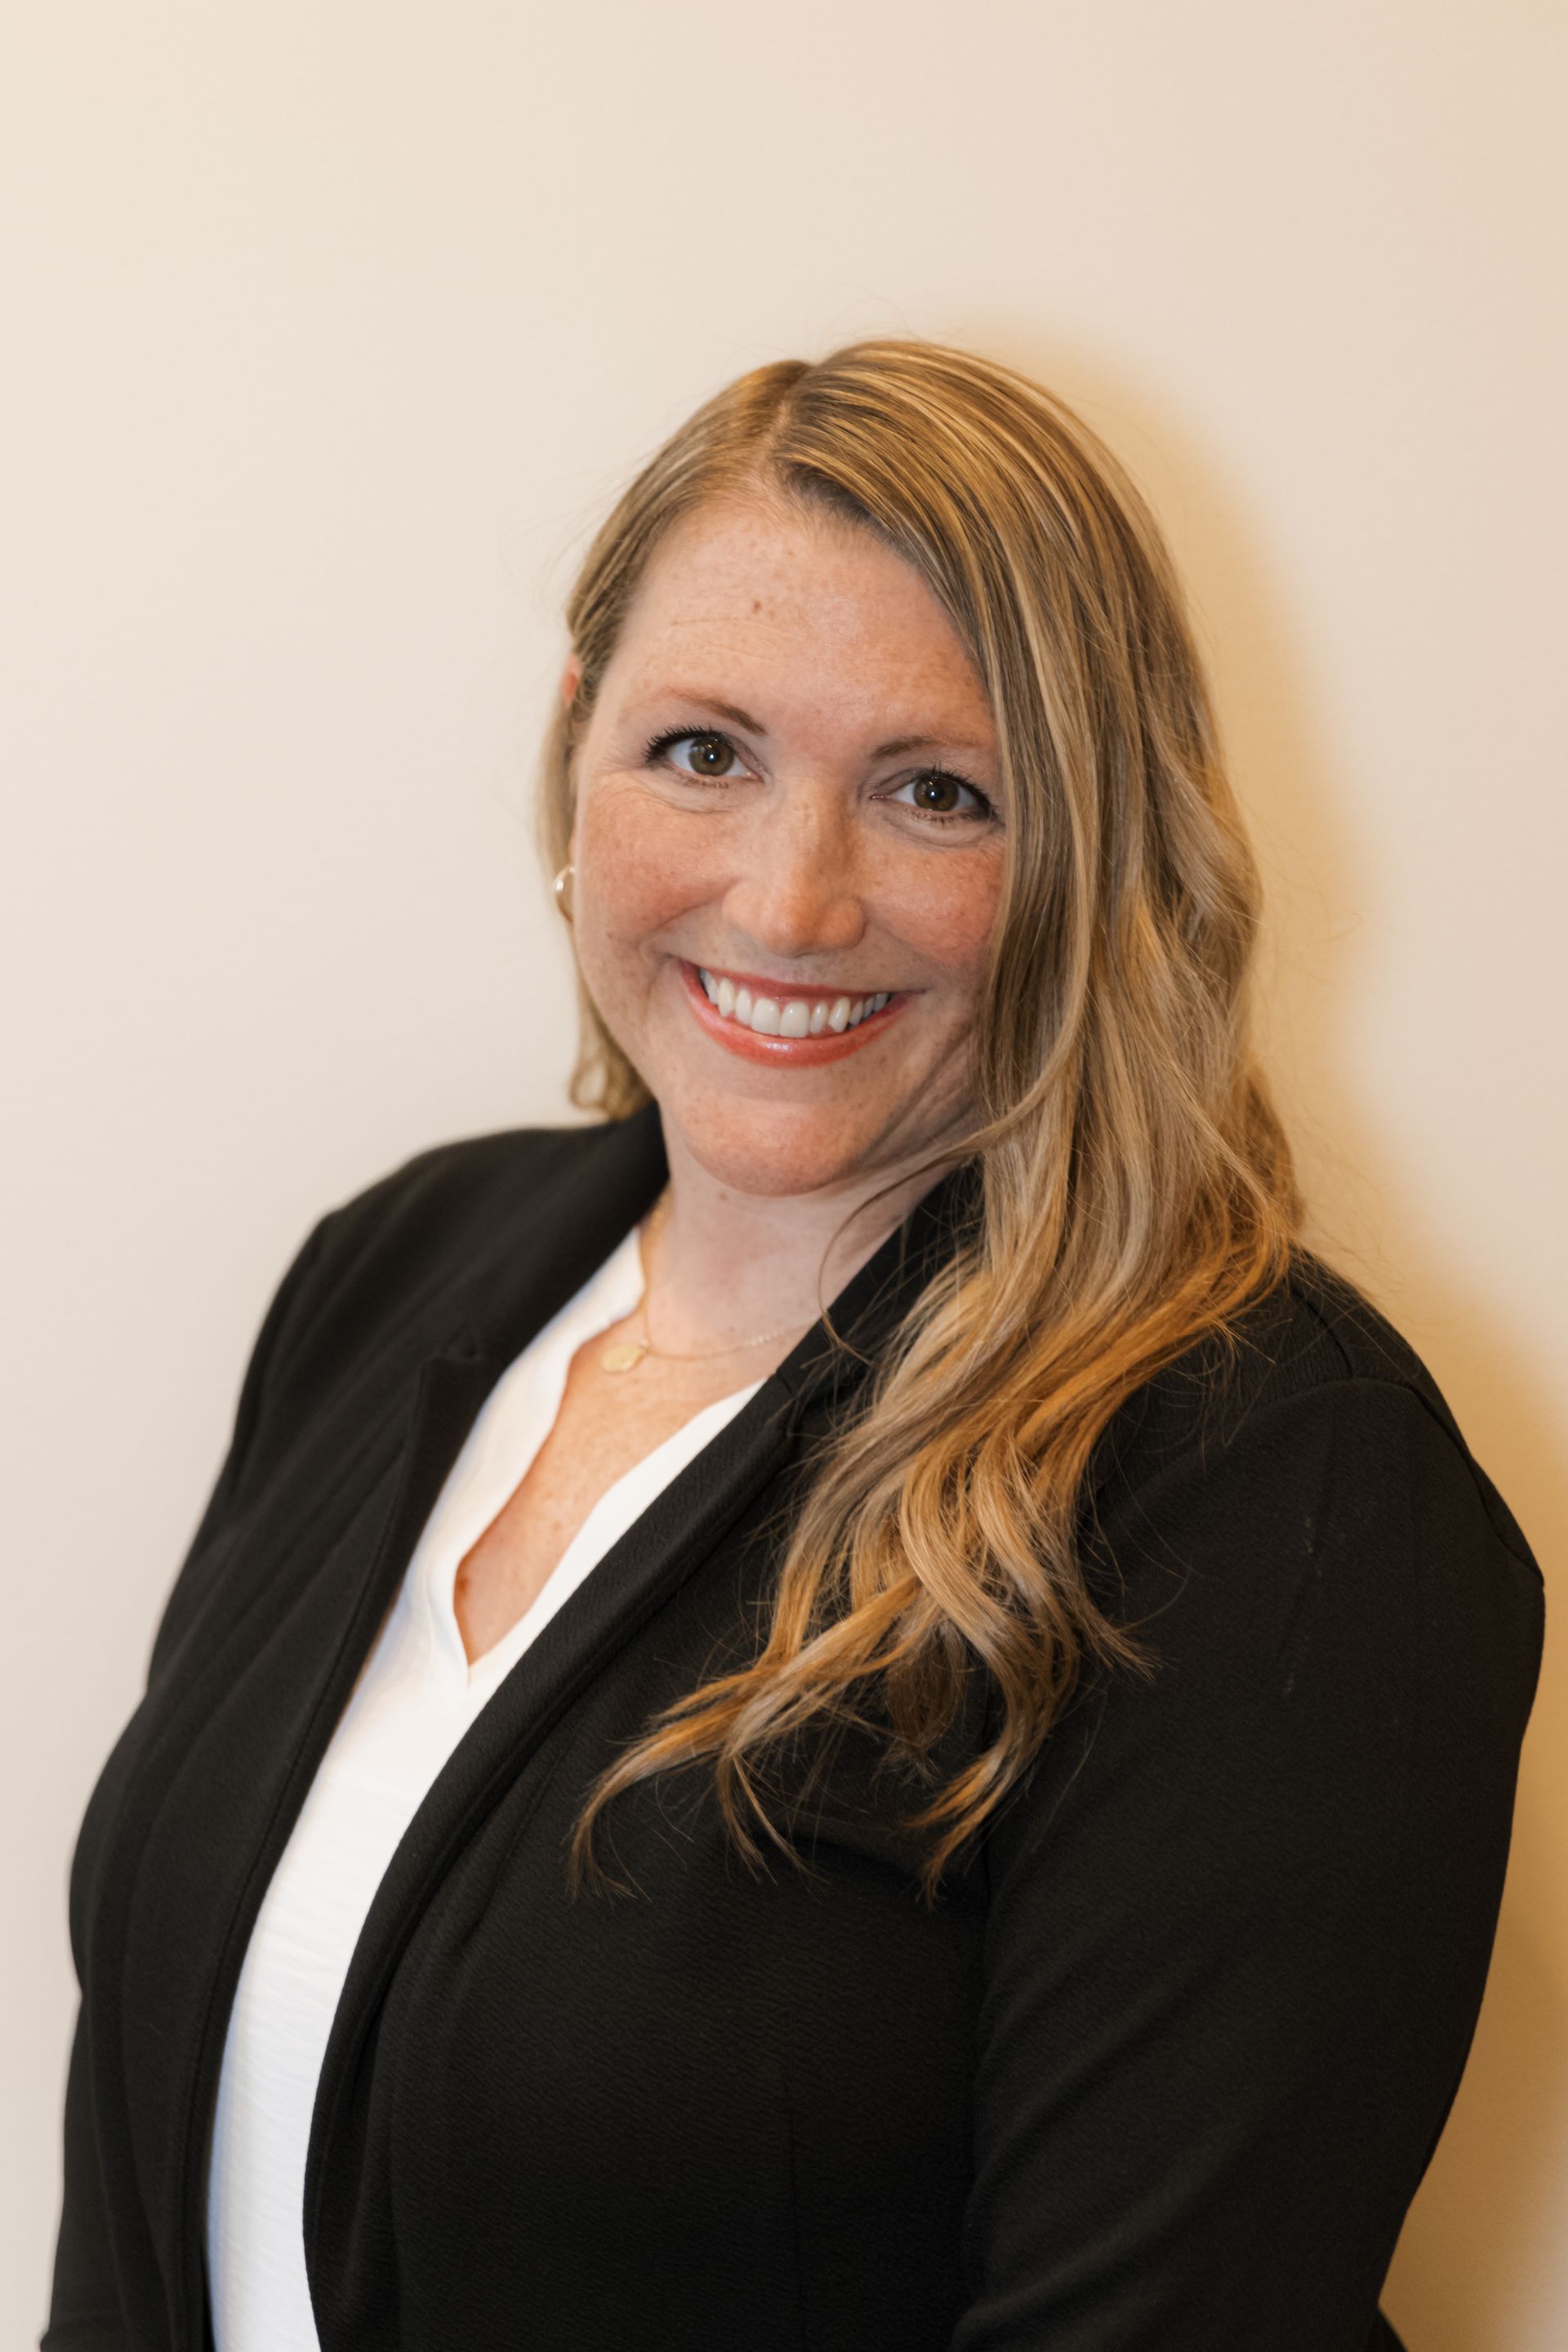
[{"left": 450, "top": 1343, "right": 760, "bottom": 1659}]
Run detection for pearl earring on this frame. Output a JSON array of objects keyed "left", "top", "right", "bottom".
[{"left": 552, "top": 864, "right": 576, "bottom": 922}]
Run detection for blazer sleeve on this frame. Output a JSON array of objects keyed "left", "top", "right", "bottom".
[
  {"left": 954, "top": 1376, "right": 1544, "bottom": 2352},
  {"left": 41, "top": 2010, "right": 127, "bottom": 2352},
  {"left": 145, "top": 1205, "right": 341, "bottom": 1686},
  {"left": 44, "top": 1209, "right": 341, "bottom": 2350}
]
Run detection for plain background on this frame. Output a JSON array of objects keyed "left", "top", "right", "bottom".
[{"left": 4, "top": 3, "right": 1564, "bottom": 2343}]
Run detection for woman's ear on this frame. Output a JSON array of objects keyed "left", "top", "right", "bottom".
[{"left": 560, "top": 653, "right": 582, "bottom": 708}]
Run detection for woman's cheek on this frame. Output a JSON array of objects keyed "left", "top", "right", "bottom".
[
  {"left": 577, "top": 784, "right": 706, "bottom": 948},
  {"left": 881, "top": 842, "right": 1004, "bottom": 992},
  {"left": 571, "top": 783, "right": 731, "bottom": 1065}
]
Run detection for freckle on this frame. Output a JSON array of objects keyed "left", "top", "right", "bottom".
[{"left": 751, "top": 598, "right": 763, "bottom": 613}]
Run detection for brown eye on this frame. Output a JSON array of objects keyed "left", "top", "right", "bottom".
[
  {"left": 884, "top": 768, "right": 995, "bottom": 826},
  {"left": 683, "top": 733, "right": 737, "bottom": 777},
  {"left": 910, "top": 773, "right": 962, "bottom": 813}
]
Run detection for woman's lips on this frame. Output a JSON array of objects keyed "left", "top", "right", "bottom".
[{"left": 677, "top": 960, "right": 906, "bottom": 1066}]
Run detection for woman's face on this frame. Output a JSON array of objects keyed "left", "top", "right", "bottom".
[{"left": 566, "top": 493, "right": 1006, "bottom": 1202}]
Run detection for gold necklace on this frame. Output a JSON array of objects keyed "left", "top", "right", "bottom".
[
  {"left": 599, "top": 1198, "right": 813, "bottom": 1374},
  {"left": 599, "top": 1314, "right": 811, "bottom": 1375}
]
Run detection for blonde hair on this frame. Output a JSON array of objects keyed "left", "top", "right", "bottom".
[{"left": 541, "top": 338, "right": 1300, "bottom": 1899}]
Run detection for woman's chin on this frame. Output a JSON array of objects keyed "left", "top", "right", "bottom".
[{"left": 660, "top": 1094, "right": 925, "bottom": 1205}]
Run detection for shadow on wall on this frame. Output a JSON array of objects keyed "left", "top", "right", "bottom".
[{"left": 964, "top": 319, "right": 1567, "bottom": 2352}]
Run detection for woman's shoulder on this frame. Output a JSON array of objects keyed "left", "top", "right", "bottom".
[
  {"left": 1091, "top": 1250, "right": 1540, "bottom": 1587},
  {"left": 225, "top": 1113, "right": 662, "bottom": 1461},
  {"left": 296, "top": 1108, "right": 658, "bottom": 1312},
  {"left": 314, "top": 1112, "right": 653, "bottom": 1260},
  {"left": 1058, "top": 1254, "right": 1546, "bottom": 1824}
]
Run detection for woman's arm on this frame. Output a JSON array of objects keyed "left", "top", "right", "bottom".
[
  {"left": 956, "top": 1376, "right": 1544, "bottom": 2352},
  {"left": 42, "top": 2012, "right": 126, "bottom": 2351},
  {"left": 45, "top": 1208, "right": 340, "bottom": 2350},
  {"left": 142, "top": 1208, "right": 341, "bottom": 1687}
]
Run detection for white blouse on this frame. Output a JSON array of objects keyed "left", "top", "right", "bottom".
[{"left": 203, "top": 1225, "right": 761, "bottom": 2352}]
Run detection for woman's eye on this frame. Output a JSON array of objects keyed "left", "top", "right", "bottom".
[
  {"left": 652, "top": 730, "right": 741, "bottom": 779},
  {"left": 888, "top": 770, "right": 992, "bottom": 822}
]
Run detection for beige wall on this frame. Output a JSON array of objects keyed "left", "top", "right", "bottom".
[{"left": 5, "top": 3, "right": 1563, "bottom": 2341}]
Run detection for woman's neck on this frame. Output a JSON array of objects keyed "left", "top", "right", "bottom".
[{"left": 644, "top": 1122, "right": 951, "bottom": 1354}]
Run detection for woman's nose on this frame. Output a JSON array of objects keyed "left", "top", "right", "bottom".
[{"left": 721, "top": 796, "right": 866, "bottom": 959}]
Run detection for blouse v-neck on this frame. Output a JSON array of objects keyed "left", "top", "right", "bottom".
[{"left": 408, "top": 1222, "right": 763, "bottom": 1693}]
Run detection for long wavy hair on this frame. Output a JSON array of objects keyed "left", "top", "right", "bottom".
[{"left": 540, "top": 338, "right": 1300, "bottom": 1899}]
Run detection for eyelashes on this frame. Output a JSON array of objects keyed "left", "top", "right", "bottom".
[
  {"left": 642, "top": 727, "right": 743, "bottom": 780},
  {"left": 640, "top": 727, "right": 997, "bottom": 826},
  {"left": 889, "top": 771, "right": 996, "bottom": 822}
]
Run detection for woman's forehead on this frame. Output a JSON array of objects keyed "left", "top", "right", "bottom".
[{"left": 608, "top": 497, "right": 994, "bottom": 735}]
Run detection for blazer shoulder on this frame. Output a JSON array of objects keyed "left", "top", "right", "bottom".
[
  {"left": 1228, "top": 1250, "right": 1437, "bottom": 1405},
  {"left": 327, "top": 1118, "right": 609, "bottom": 1233},
  {"left": 234, "top": 1115, "right": 659, "bottom": 1441},
  {"left": 311, "top": 1111, "right": 660, "bottom": 1286},
  {"left": 1121, "top": 1250, "right": 1446, "bottom": 1444},
  {"left": 1094, "top": 1250, "right": 1539, "bottom": 1579}
]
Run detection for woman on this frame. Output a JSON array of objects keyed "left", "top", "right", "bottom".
[{"left": 47, "top": 340, "right": 1543, "bottom": 2352}]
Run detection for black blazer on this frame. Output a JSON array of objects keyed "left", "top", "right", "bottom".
[{"left": 48, "top": 1107, "right": 1544, "bottom": 2352}]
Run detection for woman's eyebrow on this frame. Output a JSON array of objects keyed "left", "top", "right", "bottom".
[
  {"left": 642, "top": 693, "right": 987, "bottom": 764},
  {"left": 872, "top": 733, "right": 965, "bottom": 760},
  {"left": 644, "top": 692, "right": 770, "bottom": 737}
]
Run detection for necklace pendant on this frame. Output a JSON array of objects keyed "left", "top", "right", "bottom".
[{"left": 600, "top": 1338, "right": 649, "bottom": 1374}]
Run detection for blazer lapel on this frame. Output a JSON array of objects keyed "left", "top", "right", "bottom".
[{"left": 456, "top": 1101, "right": 669, "bottom": 1365}]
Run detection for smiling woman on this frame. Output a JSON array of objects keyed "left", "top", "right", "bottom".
[
  {"left": 48, "top": 341, "right": 1543, "bottom": 2352},
  {"left": 558, "top": 489, "right": 1006, "bottom": 1196}
]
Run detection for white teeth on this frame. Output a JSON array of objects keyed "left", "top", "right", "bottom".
[{"left": 697, "top": 969, "right": 894, "bottom": 1038}]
